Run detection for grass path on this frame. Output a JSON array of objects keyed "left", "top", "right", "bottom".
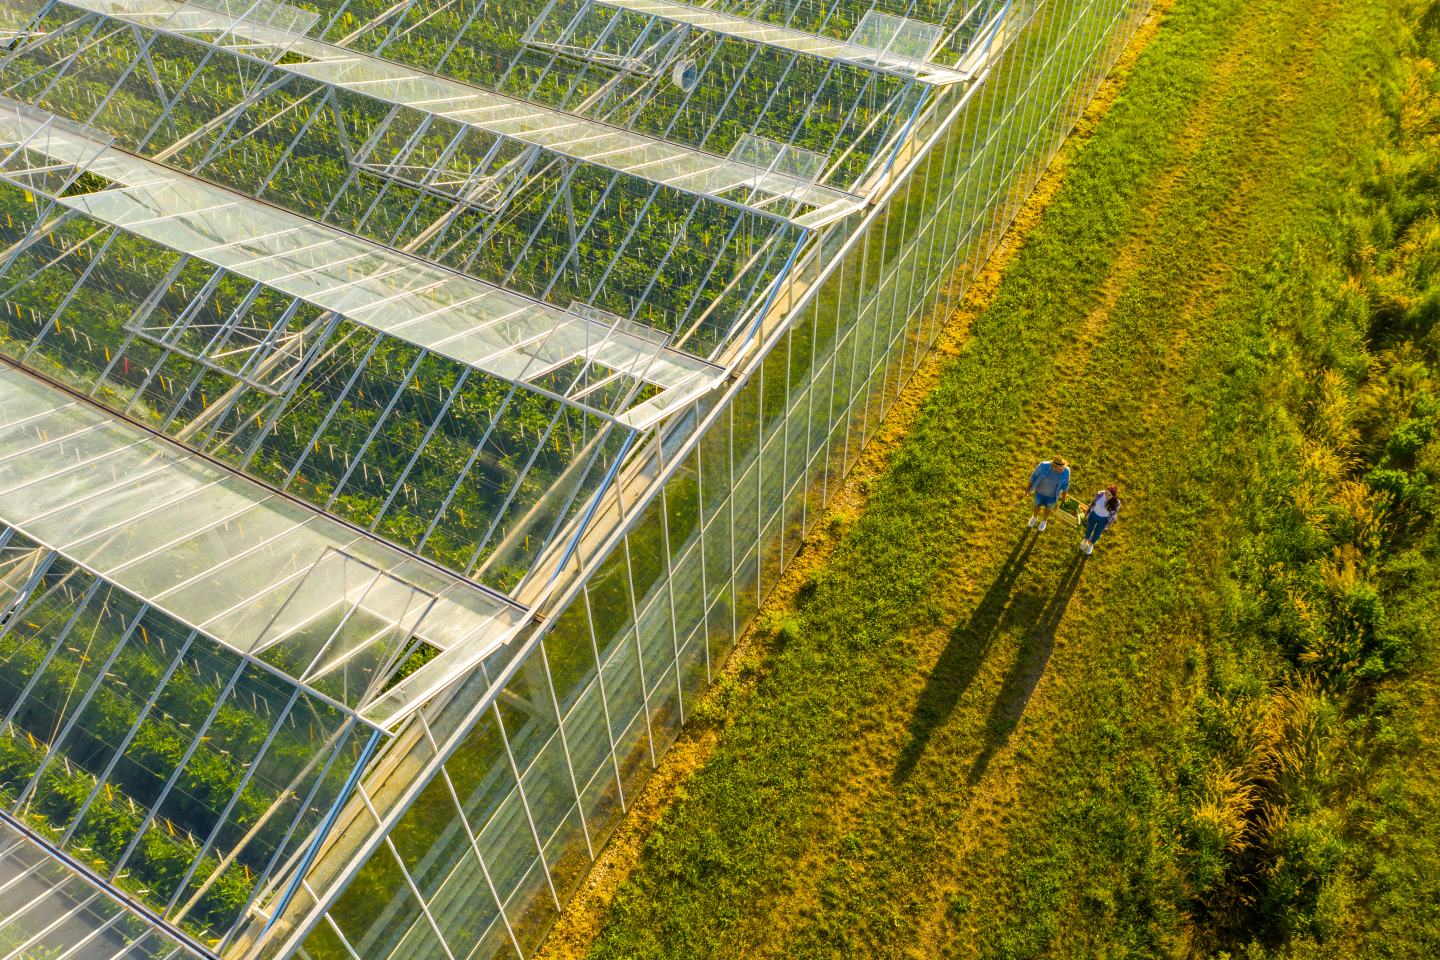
[
  {"left": 538, "top": 0, "right": 1412, "bottom": 955},
  {"left": 530, "top": 13, "right": 1170, "bottom": 954},
  {"left": 733, "top": 0, "right": 1376, "bottom": 953}
]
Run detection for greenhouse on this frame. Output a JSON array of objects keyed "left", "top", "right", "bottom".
[{"left": 0, "top": 0, "right": 1150, "bottom": 955}]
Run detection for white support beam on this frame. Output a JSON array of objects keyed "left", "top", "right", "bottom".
[
  {"left": 0, "top": 363, "right": 527, "bottom": 721},
  {"left": 58, "top": 0, "right": 865, "bottom": 225},
  {"left": 591, "top": 0, "right": 974, "bottom": 85},
  {"left": 0, "top": 102, "right": 724, "bottom": 419}
]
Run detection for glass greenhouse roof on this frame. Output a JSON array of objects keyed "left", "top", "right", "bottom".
[
  {"left": 0, "top": 103, "right": 720, "bottom": 425},
  {"left": 0, "top": 363, "right": 525, "bottom": 718},
  {"left": 709, "top": 0, "right": 1019, "bottom": 64},
  {"left": 0, "top": 816, "right": 201, "bottom": 960},
  {"left": 59, "top": 0, "right": 863, "bottom": 224},
  {"left": 587, "top": 0, "right": 972, "bottom": 84},
  {"left": 151, "top": 0, "right": 943, "bottom": 190},
  {"left": 5, "top": 0, "right": 915, "bottom": 363}
]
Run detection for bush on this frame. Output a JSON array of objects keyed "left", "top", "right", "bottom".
[
  {"left": 1178, "top": 4, "right": 1440, "bottom": 951},
  {"left": 1386, "top": 416, "right": 1435, "bottom": 462}
]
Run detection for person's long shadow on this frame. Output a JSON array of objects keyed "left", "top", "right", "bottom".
[
  {"left": 893, "top": 529, "right": 1039, "bottom": 783},
  {"left": 965, "top": 551, "right": 1086, "bottom": 786}
]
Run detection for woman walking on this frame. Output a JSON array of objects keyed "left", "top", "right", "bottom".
[
  {"left": 1081, "top": 485, "right": 1120, "bottom": 554},
  {"left": 1025, "top": 456, "right": 1071, "bottom": 531}
]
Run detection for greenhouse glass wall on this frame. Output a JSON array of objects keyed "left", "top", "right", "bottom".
[{"left": 0, "top": 0, "right": 1151, "bottom": 954}]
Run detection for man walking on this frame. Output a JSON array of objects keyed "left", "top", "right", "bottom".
[{"left": 1025, "top": 456, "right": 1070, "bottom": 531}]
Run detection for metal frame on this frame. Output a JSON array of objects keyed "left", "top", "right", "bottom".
[
  {"left": 52, "top": 0, "right": 862, "bottom": 223},
  {"left": 0, "top": 362, "right": 527, "bottom": 722},
  {"left": 0, "top": 109, "right": 719, "bottom": 418},
  {"left": 589, "top": 0, "right": 972, "bottom": 84},
  {"left": 0, "top": 811, "right": 205, "bottom": 960}
]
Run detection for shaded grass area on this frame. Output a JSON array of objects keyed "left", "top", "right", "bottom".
[{"left": 577, "top": 0, "right": 1440, "bottom": 956}]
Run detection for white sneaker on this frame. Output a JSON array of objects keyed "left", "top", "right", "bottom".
[
  {"left": 1080, "top": 539, "right": 1089, "bottom": 551},
  {"left": 1027, "top": 515, "right": 1037, "bottom": 528},
  {"left": 1084, "top": 542, "right": 1093, "bottom": 555},
  {"left": 1038, "top": 520, "right": 1047, "bottom": 532}
]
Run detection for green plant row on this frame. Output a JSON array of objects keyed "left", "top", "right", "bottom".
[
  {"left": 291, "top": 0, "right": 914, "bottom": 191},
  {"left": 0, "top": 544, "right": 361, "bottom": 942},
  {"left": 710, "top": 0, "right": 1009, "bottom": 65},
  {"left": 18, "top": 5, "right": 804, "bottom": 356},
  {"left": 0, "top": 731, "right": 253, "bottom": 943},
  {"left": 0, "top": 182, "right": 625, "bottom": 590}
]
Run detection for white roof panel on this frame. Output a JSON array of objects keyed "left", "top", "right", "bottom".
[
  {"left": 0, "top": 816, "right": 201, "bottom": 960},
  {"left": 0, "top": 364, "right": 526, "bottom": 719},
  {"left": 61, "top": 0, "right": 863, "bottom": 223},
  {"left": 0, "top": 105, "right": 719, "bottom": 415},
  {"left": 593, "top": 0, "right": 971, "bottom": 84}
]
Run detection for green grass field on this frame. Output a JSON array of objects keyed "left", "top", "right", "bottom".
[{"left": 541, "top": 0, "right": 1440, "bottom": 955}]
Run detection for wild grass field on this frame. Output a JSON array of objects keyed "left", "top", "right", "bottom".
[{"left": 536, "top": 0, "right": 1440, "bottom": 955}]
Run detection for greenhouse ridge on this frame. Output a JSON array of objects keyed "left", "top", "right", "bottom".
[
  {"left": 67, "top": 0, "right": 867, "bottom": 224},
  {"left": 561, "top": 0, "right": 976, "bottom": 84},
  {"left": 0, "top": 0, "right": 1152, "bottom": 956},
  {"left": 0, "top": 360, "right": 526, "bottom": 719},
  {"left": 0, "top": 103, "right": 721, "bottom": 426}
]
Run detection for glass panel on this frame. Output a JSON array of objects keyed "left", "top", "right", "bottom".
[
  {"left": 560, "top": 681, "right": 611, "bottom": 788},
  {"left": 445, "top": 712, "right": 516, "bottom": 843},
  {"left": 578, "top": 759, "right": 625, "bottom": 853},
  {"left": 426, "top": 841, "right": 503, "bottom": 960},
  {"left": 633, "top": 588, "right": 675, "bottom": 688},
  {"left": 611, "top": 709, "right": 653, "bottom": 801},
  {"left": 475, "top": 790, "right": 540, "bottom": 901},
  {"left": 599, "top": 633, "right": 645, "bottom": 745},
  {"left": 517, "top": 734, "right": 576, "bottom": 846},
  {"left": 389, "top": 774, "right": 469, "bottom": 905},
  {"left": 0, "top": 819, "right": 192, "bottom": 960},
  {"left": 676, "top": 627, "right": 708, "bottom": 713},
  {"left": 540, "top": 803, "right": 589, "bottom": 904},
  {"left": 0, "top": 366, "right": 518, "bottom": 710},
  {"left": 499, "top": 856, "right": 556, "bottom": 957},
  {"left": 582, "top": 552, "right": 634, "bottom": 662},
  {"left": 327, "top": 844, "right": 426, "bottom": 959},
  {"left": 540, "top": 602, "right": 597, "bottom": 714},
  {"left": 644, "top": 664, "right": 682, "bottom": 756}
]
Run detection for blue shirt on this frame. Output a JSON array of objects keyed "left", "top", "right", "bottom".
[{"left": 1028, "top": 461, "right": 1071, "bottom": 498}]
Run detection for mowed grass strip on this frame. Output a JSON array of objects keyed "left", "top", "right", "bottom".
[
  {"left": 582, "top": 2, "right": 1262, "bottom": 947},
  {"left": 577, "top": 0, "right": 1431, "bottom": 956}
]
